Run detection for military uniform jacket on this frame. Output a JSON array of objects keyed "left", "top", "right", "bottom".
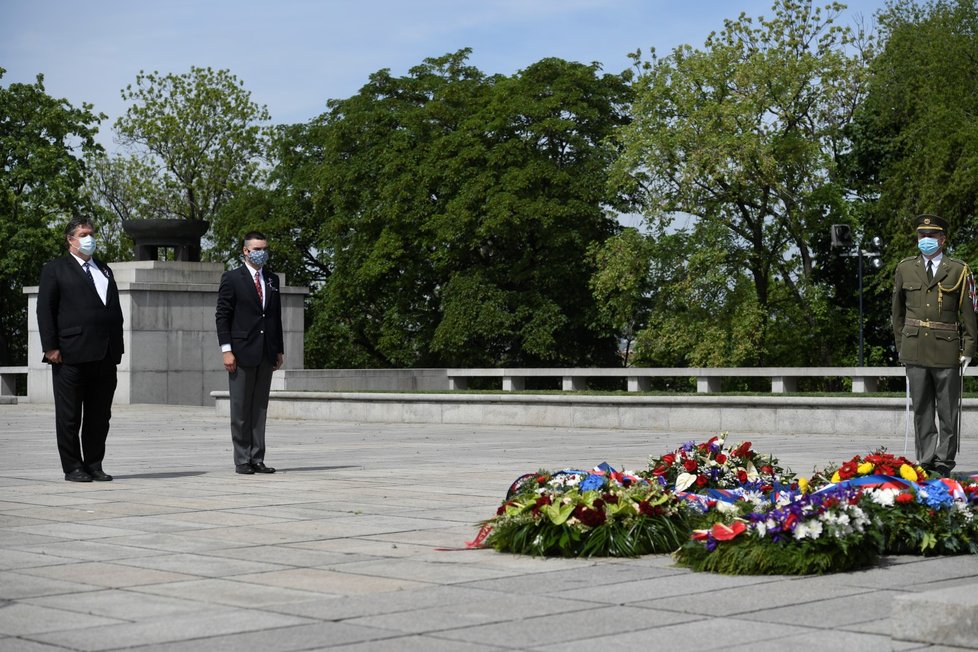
[{"left": 892, "top": 254, "right": 978, "bottom": 368}]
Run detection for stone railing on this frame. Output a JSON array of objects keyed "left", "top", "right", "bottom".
[
  {"left": 446, "top": 366, "right": 958, "bottom": 393},
  {"left": 0, "top": 365, "right": 27, "bottom": 401},
  {"left": 271, "top": 366, "right": 975, "bottom": 394}
]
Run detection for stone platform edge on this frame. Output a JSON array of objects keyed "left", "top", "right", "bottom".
[{"left": 209, "top": 391, "right": 977, "bottom": 437}]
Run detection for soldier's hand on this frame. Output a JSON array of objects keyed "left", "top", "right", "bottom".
[
  {"left": 961, "top": 355, "right": 972, "bottom": 369},
  {"left": 223, "top": 351, "right": 237, "bottom": 374}
]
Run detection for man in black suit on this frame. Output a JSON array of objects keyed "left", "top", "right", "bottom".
[
  {"left": 37, "top": 217, "right": 124, "bottom": 482},
  {"left": 215, "top": 231, "right": 284, "bottom": 475}
]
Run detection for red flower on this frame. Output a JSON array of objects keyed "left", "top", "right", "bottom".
[
  {"left": 638, "top": 501, "right": 664, "bottom": 517},
  {"left": 710, "top": 521, "right": 747, "bottom": 541},
  {"left": 733, "top": 442, "right": 753, "bottom": 457},
  {"left": 737, "top": 470, "right": 748, "bottom": 483},
  {"left": 715, "top": 453, "right": 728, "bottom": 464},
  {"left": 651, "top": 465, "right": 668, "bottom": 476},
  {"left": 573, "top": 505, "right": 606, "bottom": 527},
  {"left": 895, "top": 492, "right": 915, "bottom": 504},
  {"left": 760, "top": 465, "right": 773, "bottom": 475},
  {"left": 695, "top": 475, "right": 708, "bottom": 487},
  {"left": 662, "top": 453, "right": 676, "bottom": 466},
  {"left": 683, "top": 459, "right": 699, "bottom": 472}
]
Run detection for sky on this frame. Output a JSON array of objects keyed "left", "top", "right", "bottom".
[{"left": 3, "top": 0, "right": 889, "bottom": 153}]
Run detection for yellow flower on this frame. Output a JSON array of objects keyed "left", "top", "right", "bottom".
[
  {"left": 916, "top": 466, "right": 928, "bottom": 480},
  {"left": 857, "top": 461, "right": 874, "bottom": 475},
  {"left": 831, "top": 470, "right": 841, "bottom": 483},
  {"left": 899, "top": 464, "right": 918, "bottom": 482},
  {"left": 798, "top": 477, "right": 809, "bottom": 494}
]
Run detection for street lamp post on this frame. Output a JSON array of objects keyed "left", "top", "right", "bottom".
[{"left": 831, "top": 225, "right": 882, "bottom": 366}]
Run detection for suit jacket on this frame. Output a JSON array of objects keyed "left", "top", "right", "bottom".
[
  {"left": 215, "top": 265, "right": 284, "bottom": 367},
  {"left": 892, "top": 253, "right": 978, "bottom": 368},
  {"left": 36, "top": 255, "right": 124, "bottom": 365}
]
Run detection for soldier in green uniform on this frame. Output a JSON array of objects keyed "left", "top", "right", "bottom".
[{"left": 892, "top": 214, "right": 977, "bottom": 477}]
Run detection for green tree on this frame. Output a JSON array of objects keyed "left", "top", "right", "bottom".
[
  {"left": 0, "top": 69, "right": 104, "bottom": 364},
  {"left": 587, "top": 227, "right": 655, "bottom": 365},
  {"left": 848, "top": 0, "right": 978, "bottom": 269},
  {"left": 612, "top": 0, "right": 874, "bottom": 366},
  {"left": 99, "top": 66, "right": 271, "bottom": 261},
  {"left": 292, "top": 50, "right": 632, "bottom": 368}
]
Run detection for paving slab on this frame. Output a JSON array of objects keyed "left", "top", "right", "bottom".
[{"left": 2, "top": 402, "right": 978, "bottom": 650}]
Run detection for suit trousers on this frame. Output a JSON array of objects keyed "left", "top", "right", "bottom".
[
  {"left": 52, "top": 356, "right": 117, "bottom": 473},
  {"left": 906, "top": 364, "right": 960, "bottom": 471},
  {"left": 228, "top": 356, "right": 273, "bottom": 467}
]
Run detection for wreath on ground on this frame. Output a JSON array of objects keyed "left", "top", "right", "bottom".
[
  {"left": 472, "top": 436, "right": 978, "bottom": 574},
  {"left": 474, "top": 464, "right": 695, "bottom": 558}
]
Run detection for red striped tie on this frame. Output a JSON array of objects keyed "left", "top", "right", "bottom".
[{"left": 254, "top": 271, "right": 263, "bottom": 305}]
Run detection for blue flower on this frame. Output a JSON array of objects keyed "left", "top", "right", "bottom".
[
  {"left": 921, "top": 481, "right": 954, "bottom": 509},
  {"left": 580, "top": 474, "right": 606, "bottom": 492}
]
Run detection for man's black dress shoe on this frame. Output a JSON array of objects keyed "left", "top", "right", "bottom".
[
  {"left": 86, "top": 467, "right": 113, "bottom": 482},
  {"left": 235, "top": 465, "right": 255, "bottom": 474},
  {"left": 251, "top": 461, "right": 275, "bottom": 474},
  {"left": 65, "top": 468, "right": 93, "bottom": 482}
]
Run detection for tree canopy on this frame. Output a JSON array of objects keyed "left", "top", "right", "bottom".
[
  {"left": 611, "top": 0, "right": 874, "bottom": 367},
  {"left": 270, "top": 50, "right": 633, "bottom": 368},
  {"left": 849, "top": 0, "right": 978, "bottom": 264},
  {"left": 0, "top": 69, "right": 104, "bottom": 364},
  {"left": 92, "top": 66, "right": 271, "bottom": 263}
]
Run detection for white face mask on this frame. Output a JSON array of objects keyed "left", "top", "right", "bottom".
[{"left": 74, "top": 234, "right": 97, "bottom": 256}]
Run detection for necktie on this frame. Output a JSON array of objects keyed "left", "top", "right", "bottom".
[
  {"left": 927, "top": 261, "right": 934, "bottom": 281},
  {"left": 254, "top": 271, "right": 263, "bottom": 305},
  {"left": 82, "top": 262, "right": 96, "bottom": 288}
]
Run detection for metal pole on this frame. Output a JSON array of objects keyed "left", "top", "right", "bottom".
[
  {"left": 858, "top": 248, "right": 864, "bottom": 367},
  {"left": 959, "top": 364, "right": 964, "bottom": 455}
]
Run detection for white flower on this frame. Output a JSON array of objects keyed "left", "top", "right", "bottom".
[
  {"left": 733, "top": 488, "right": 765, "bottom": 507},
  {"left": 867, "top": 488, "right": 898, "bottom": 507},
  {"left": 675, "top": 472, "right": 697, "bottom": 492},
  {"left": 716, "top": 501, "right": 739, "bottom": 514},
  {"left": 793, "top": 520, "right": 823, "bottom": 540}
]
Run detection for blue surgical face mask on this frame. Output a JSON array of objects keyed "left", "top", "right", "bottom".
[
  {"left": 75, "top": 235, "right": 97, "bottom": 256},
  {"left": 247, "top": 248, "right": 269, "bottom": 267},
  {"left": 918, "top": 237, "right": 941, "bottom": 257}
]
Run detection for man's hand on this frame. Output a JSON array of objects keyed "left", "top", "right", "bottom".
[
  {"left": 961, "top": 355, "right": 972, "bottom": 369},
  {"left": 223, "top": 351, "right": 237, "bottom": 374},
  {"left": 44, "top": 349, "right": 62, "bottom": 364},
  {"left": 273, "top": 353, "right": 284, "bottom": 372}
]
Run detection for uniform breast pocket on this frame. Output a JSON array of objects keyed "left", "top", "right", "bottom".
[
  {"left": 902, "top": 282, "right": 922, "bottom": 307},
  {"left": 59, "top": 326, "right": 82, "bottom": 338}
]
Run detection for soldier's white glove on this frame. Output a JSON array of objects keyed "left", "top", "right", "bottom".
[{"left": 961, "top": 355, "right": 972, "bottom": 369}]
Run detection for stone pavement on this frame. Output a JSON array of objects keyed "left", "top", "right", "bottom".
[{"left": 2, "top": 402, "right": 978, "bottom": 651}]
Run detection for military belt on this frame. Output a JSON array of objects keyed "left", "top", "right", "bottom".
[{"left": 905, "top": 318, "right": 958, "bottom": 331}]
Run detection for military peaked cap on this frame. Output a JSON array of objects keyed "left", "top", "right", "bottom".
[{"left": 915, "top": 214, "right": 949, "bottom": 232}]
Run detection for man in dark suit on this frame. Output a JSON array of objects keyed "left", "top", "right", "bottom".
[
  {"left": 893, "top": 214, "right": 978, "bottom": 478},
  {"left": 215, "top": 231, "right": 284, "bottom": 475},
  {"left": 37, "top": 217, "right": 124, "bottom": 482}
]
